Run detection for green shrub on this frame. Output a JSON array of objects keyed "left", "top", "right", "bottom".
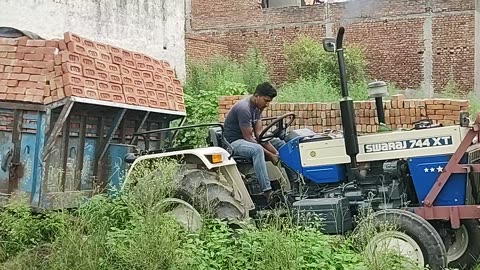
[{"left": 284, "top": 35, "right": 368, "bottom": 89}]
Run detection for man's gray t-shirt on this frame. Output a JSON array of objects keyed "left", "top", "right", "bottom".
[{"left": 223, "top": 97, "right": 261, "bottom": 143}]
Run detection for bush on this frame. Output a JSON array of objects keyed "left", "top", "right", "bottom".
[{"left": 284, "top": 35, "right": 368, "bottom": 89}]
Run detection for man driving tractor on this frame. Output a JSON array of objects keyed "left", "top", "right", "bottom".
[{"left": 223, "top": 82, "right": 297, "bottom": 202}]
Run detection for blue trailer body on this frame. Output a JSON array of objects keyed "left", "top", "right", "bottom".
[{"left": 0, "top": 97, "right": 186, "bottom": 210}]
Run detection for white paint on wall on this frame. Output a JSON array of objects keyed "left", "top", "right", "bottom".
[{"left": 0, "top": 0, "right": 186, "bottom": 81}]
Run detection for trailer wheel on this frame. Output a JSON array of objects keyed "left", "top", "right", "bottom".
[
  {"left": 447, "top": 219, "right": 480, "bottom": 270},
  {"left": 363, "top": 209, "right": 447, "bottom": 270},
  {"left": 176, "top": 169, "right": 247, "bottom": 221}
]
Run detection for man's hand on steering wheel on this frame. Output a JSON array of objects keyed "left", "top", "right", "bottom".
[{"left": 257, "top": 112, "right": 296, "bottom": 143}]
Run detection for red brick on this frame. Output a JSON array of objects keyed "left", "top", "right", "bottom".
[
  {"left": 145, "top": 63, "right": 155, "bottom": 72},
  {"left": 61, "top": 62, "right": 83, "bottom": 76},
  {"left": 44, "top": 54, "right": 54, "bottom": 61},
  {"left": 111, "top": 93, "right": 125, "bottom": 103},
  {"left": 131, "top": 69, "right": 142, "bottom": 79},
  {"left": 97, "top": 70, "right": 109, "bottom": 81},
  {"left": 159, "top": 100, "right": 170, "bottom": 110},
  {"left": 84, "top": 78, "right": 97, "bottom": 89},
  {"left": 109, "top": 45, "right": 122, "bottom": 54},
  {"left": 95, "top": 42, "right": 109, "bottom": 53},
  {"left": 133, "top": 79, "right": 145, "bottom": 88},
  {"left": 166, "top": 84, "right": 175, "bottom": 93},
  {"left": 112, "top": 54, "right": 124, "bottom": 65},
  {"left": 8, "top": 87, "right": 26, "bottom": 94},
  {"left": 60, "top": 51, "right": 81, "bottom": 63},
  {"left": 174, "top": 95, "right": 184, "bottom": 104},
  {"left": 108, "top": 63, "right": 120, "bottom": 74},
  {"left": 62, "top": 73, "right": 84, "bottom": 86},
  {"left": 24, "top": 95, "right": 34, "bottom": 102},
  {"left": 155, "top": 66, "right": 165, "bottom": 74},
  {"left": 6, "top": 93, "right": 16, "bottom": 100},
  {"left": 125, "top": 95, "right": 138, "bottom": 105},
  {"left": 58, "top": 40, "right": 67, "bottom": 50},
  {"left": 43, "top": 96, "right": 53, "bottom": 104},
  {"left": 17, "top": 46, "right": 36, "bottom": 54},
  {"left": 26, "top": 40, "right": 46, "bottom": 47},
  {"left": 163, "top": 76, "right": 172, "bottom": 84},
  {"left": 64, "top": 32, "right": 83, "bottom": 44},
  {"left": 32, "top": 95, "right": 43, "bottom": 103},
  {"left": 6, "top": 80, "right": 18, "bottom": 87},
  {"left": 0, "top": 58, "right": 16, "bottom": 66},
  {"left": 167, "top": 93, "right": 175, "bottom": 102},
  {"left": 57, "top": 87, "right": 66, "bottom": 99},
  {"left": 152, "top": 59, "right": 161, "bottom": 66},
  {"left": 124, "top": 59, "right": 136, "bottom": 69},
  {"left": 44, "top": 85, "right": 51, "bottom": 95},
  {"left": 0, "top": 38, "right": 18, "bottom": 45},
  {"left": 0, "top": 80, "right": 7, "bottom": 86},
  {"left": 15, "top": 94, "right": 26, "bottom": 101},
  {"left": 0, "top": 65, "right": 3, "bottom": 72},
  {"left": 94, "top": 59, "right": 109, "bottom": 71},
  {"left": 168, "top": 100, "right": 176, "bottom": 110},
  {"left": 54, "top": 66, "right": 63, "bottom": 76},
  {"left": 161, "top": 61, "right": 171, "bottom": 68},
  {"left": 4, "top": 66, "right": 13, "bottom": 73},
  {"left": 143, "top": 55, "right": 152, "bottom": 63},
  {"left": 86, "top": 48, "right": 101, "bottom": 59},
  {"left": 121, "top": 50, "right": 133, "bottom": 59},
  {"left": 0, "top": 45, "right": 17, "bottom": 52},
  {"left": 110, "top": 83, "right": 123, "bottom": 94},
  {"left": 109, "top": 73, "right": 122, "bottom": 84},
  {"left": 142, "top": 71, "right": 154, "bottom": 81},
  {"left": 137, "top": 97, "right": 149, "bottom": 107},
  {"left": 174, "top": 86, "right": 183, "bottom": 95},
  {"left": 123, "top": 85, "right": 135, "bottom": 95},
  {"left": 64, "top": 85, "right": 85, "bottom": 97},
  {"left": 54, "top": 76, "right": 64, "bottom": 88},
  {"left": 97, "top": 81, "right": 110, "bottom": 92},
  {"left": 156, "top": 82, "right": 167, "bottom": 92},
  {"left": 153, "top": 73, "right": 164, "bottom": 82},
  {"left": 16, "top": 37, "right": 29, "bottom": 46},
  {"left": 144, "top": 81, "right": 156, "bottom": 90},
  {"left": 148, "top": 98, "right": 161, "bottom": 108},
  {"left": 0, "top": 85, "right": 6, "bottom": 93},
  {"left": 172, "top": 78, "right": 182, "bottom": 87},
  {"left": 132, "top": 52, "right": 142, "bottom": 61},
  {"left": 23, "top": 67, "right": 43, "bottom": 75},
  {"left": 85, "top": 88, "right": 99, "bottom": 99},
  {"left": 25, "top": 88, "right": 44, "bottom": 96},
  {"left": 135, "top": 87, "right": 148, "bottom": 97},
  {"left": 24, "top": 53, "right": 44, "bottom": 61},
  {"left": 122, "top": 75, "right": 134, "bottom": 85},
  {"left": 165, "top": 68, "right": 175, "bottom": 77},
  {"left": 10, "top": 73, "right": 30, "bottom": 81},
  {"left": 176, "top": 103, "right": 186, "bottom": 112},
  {"left": 146, "top": 90, "right": 157, "bottom": 99},
  {"left": 29, "top": 74, "right": 46, "bottom": 82},
  {"left": 83, "top": 38, "right": 95, "bottom": 49},
  {"left": 98, "top": 91, "right": 113, "bottom": 101},
  {"left": 136, "top": 60, "right": 147, "bottom": 70},
  {"left": 157, "top": 91, "right": 167, "bottom": 101},
  {"left": 80, "top": 56, "right": 95, "bottom": 67},
  {"left": 41, "top": 47, "right": 57, "bottom": 55},
  {"left": 67, "top": 42, "right": 87, "bottom": 56},
  {"left": 0, "top": 93, "right": 7, "bottom": 99},
  {"left": 12, "top": 66, "right": 21, "bottom": 73},
  {"left": 0, "top": 52, "right": 6, "bottom": 58},
  {"left": 83, "top": 66, "right": 98, "bottom": 79},
  {"left": 46, "top": 40, "right": 59, "bottom": 48}
]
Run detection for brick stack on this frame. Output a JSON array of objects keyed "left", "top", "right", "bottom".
[
  {"left": 0, "top": 32, "right": 185, "bottom": 112},
  {"left": 218, "top": 95, "right": 470, "bottom": 133},
  {"left": 0, "top": 37, "right": 55, "bottom": 103}
]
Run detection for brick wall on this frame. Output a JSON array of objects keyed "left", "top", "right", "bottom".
[
  {"left": 185, "top": 37, "right": 230, "bottom": 61},
  {"left": 218, "top": 95, "right": 470, "bottom": 134},
  {"left": 187, "top": 0, "right": 476, "bottom": 93}
]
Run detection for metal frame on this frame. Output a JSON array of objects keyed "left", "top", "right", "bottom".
[{"left": 408, "top": 113, "right": 480, "bottom": 228}]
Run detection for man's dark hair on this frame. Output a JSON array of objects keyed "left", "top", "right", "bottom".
[{"left": 254, "top": 82, "right": 277, "bottom": 98}]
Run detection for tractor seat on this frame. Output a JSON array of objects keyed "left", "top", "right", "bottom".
[{"left": 207, "top": 127, "right": 252, "bottom": 164}]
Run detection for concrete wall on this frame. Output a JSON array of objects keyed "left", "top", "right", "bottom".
[{"left": 0, "top": 0, "right": 186, "bottom": 81}]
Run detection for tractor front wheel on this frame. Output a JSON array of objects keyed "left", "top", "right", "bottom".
[
  {"left": 447, "top": 219, "right": 480, "bottom": 270},
  {"left": 363, "top": 209, "right": 447, "bottom": 270}
]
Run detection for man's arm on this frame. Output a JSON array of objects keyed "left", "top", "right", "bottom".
[{"left": 254, "top": 119, "right": 279, "bottom": 162}]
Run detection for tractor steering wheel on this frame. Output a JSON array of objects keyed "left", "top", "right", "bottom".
[{"left": 257, "top": 112, "right": 296, "bottom": 143}]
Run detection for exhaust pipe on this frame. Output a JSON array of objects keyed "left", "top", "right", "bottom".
[{"left": 323, "top": 27, "right": 362, "bottom": 180}]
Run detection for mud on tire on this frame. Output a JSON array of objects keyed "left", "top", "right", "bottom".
[
  {"left": 359, "top": 209, "right": 447, "bottom": 270},
  {"left": 175, "top": 169, "right": 247, "bottom": 221}
]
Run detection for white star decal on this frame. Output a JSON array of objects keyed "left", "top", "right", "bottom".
[
  {"left": 424, "top": 168, "right": 429, "bottom": 173},
  {"left": 437, "top": 166, "right": 443, "bottom": 172},
  {"left": 430, "top": 167, "right": 435, "bottom": 172}
]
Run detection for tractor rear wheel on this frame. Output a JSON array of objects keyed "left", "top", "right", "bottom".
[
  {"left": 176, "top": 169, "right": 247, "bottom": 221},
  {"left": 363, "top": 209, "right": 447, "bottom": 270},
  {"left": 447, "top": 219, "right": 480, "bottom": 270}
]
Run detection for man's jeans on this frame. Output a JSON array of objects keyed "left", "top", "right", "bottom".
[{"left": 230, "top": 138, "right": 298, "bottom": 192}]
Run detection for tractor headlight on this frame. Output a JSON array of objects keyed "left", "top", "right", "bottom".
[{"left": 207, "top": 153, "right": 223, "bottom": 164}]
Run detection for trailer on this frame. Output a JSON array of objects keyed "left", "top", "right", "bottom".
[{"left": 0, "top": 97, "right": 185, "bottom": 210}]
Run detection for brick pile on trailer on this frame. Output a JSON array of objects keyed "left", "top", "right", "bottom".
[
  {"left": 218, "top": 95, "right": 470, "bottom": 133},
  {"left": 0, "top": 33, "right": 185, "bottom": 112}
]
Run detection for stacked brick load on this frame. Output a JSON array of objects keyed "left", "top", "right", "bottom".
[
  {"left": 0, "top": 37, "right": 55, "bottom": 103},
  {"left": 0, "top": 33, "right": 185, "bottom": 112},
  {"left": 218, "top": 95, "right": 470, "bottom": 134}
]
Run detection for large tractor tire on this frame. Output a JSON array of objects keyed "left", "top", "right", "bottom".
[
  {"left": 447, "top": 219, "right": 480, "bottom": 270},
  {"left": 362, "top": 209, "right": 447, "bottom": 270},
  {"left": 175, "top": 169, "right": 247, "bottom": 221}
]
